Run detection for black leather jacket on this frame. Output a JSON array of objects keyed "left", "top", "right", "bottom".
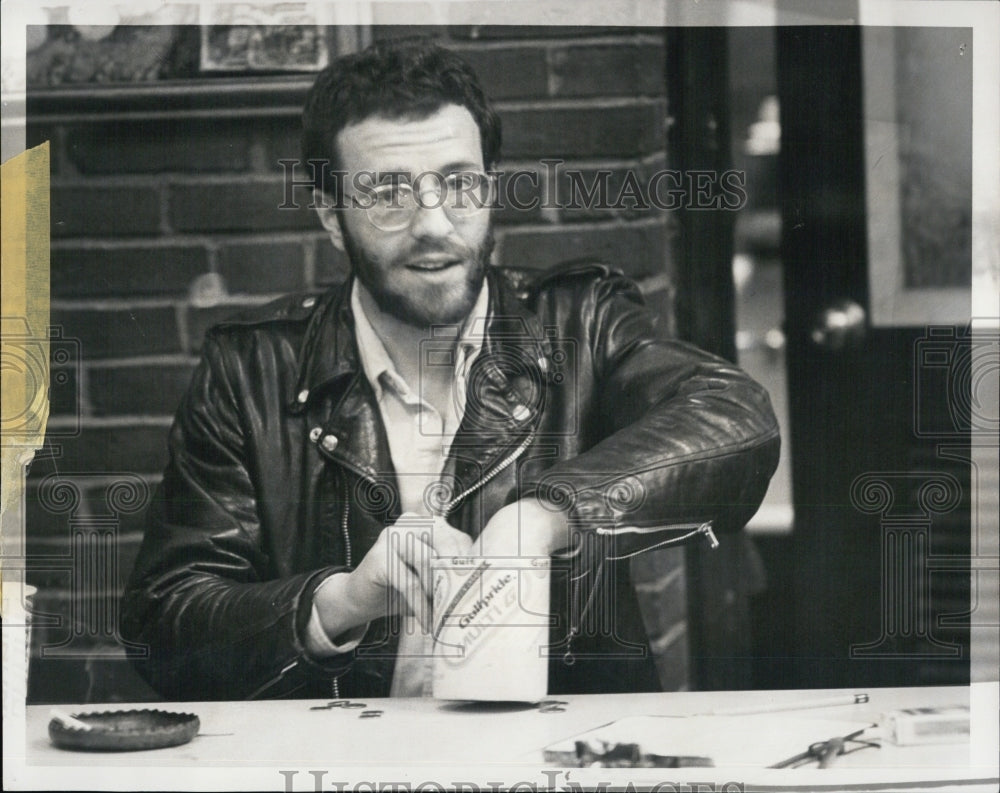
[{"left": 121, "top": 263, "right": 780, "bottom": 700}]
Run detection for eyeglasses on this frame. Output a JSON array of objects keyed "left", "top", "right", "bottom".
[{"left": 352, "top": 171, "right": 494, "bottom": 231}]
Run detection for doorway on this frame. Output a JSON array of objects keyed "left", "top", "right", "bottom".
[{"left": 676, "top": 24, "right": 973, "bottom": 690}]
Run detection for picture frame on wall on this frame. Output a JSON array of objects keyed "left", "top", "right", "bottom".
[{"left": 199, "top": 3, "right": 332, "bottom": 72}]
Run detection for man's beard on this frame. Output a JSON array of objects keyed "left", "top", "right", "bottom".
[{"left": 340, "top": 222, "right": 494, "bottom": 329}]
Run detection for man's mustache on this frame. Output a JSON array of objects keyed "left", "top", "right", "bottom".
[{"left": 401, "top": 243, "right": 473, "bottom": 261}]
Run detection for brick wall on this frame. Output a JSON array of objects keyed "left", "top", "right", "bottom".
[{"left": 24, "top": 25, "right": 679, "bottom": 703}]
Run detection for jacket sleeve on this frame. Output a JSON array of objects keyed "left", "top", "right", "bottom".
[
  {"left": 525, "top": 267, "right": 781, "bottom": 554},
  {"left": 120, "top": 333, "right": 349, "bottom": 701}
]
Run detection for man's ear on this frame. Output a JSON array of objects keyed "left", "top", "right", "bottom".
[{"left": 313, "top": 188, "right": 345, "bottom": 252}]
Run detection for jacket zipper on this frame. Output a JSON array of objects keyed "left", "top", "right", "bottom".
[
  {"left": 340, "top": 477, "right": 353, "bottom": 567},
  {"left": 601, "top": 521, "right": 719, "bottom": 558},
  {"left": 245, "top": 477, "right": 354, "bottom": 700},
  {"left": 245, "top": 657, "right": 299, "bottom": 700},
  {"left": 331, "top": 478, "right": 352, "bottom": 698},
  {"left": 248, "top": 477, "right": 354, "bottom": 700},
  {"left": 561, "top": 520, "right": 719, "bottom": 665},
  {"left": 441, "top": 431, "right": 535, "bottom": 517}
]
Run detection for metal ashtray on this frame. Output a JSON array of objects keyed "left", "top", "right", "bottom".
[{"left": 48, "top": 709, "right": 200, "bottom": 752}]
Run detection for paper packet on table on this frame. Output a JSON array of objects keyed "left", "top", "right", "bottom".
[{"left": 879, "top": 706, "right": 970, "bottom": 745}]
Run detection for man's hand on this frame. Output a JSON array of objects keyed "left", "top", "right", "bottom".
[
  {"left": 474, "top": 497, "right": 570, "bottom": 559},
  {"left": 313, "top": 513, "right": 472, "bottom": 639}
]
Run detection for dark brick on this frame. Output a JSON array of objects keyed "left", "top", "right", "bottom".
[
  {"left": 89, "top": 362, "right": 196, "bottom": 417},
  {"left": 49, "top": 306, "right": 181, "bottom": 359},
  {"left": 217, "top": 241, "right": 306, "bottom": 294},
  {"left": 24, "top": 481, "right": 72, "bottom": 544},
  {"left": 500, "top": 221, "right": 671, "bottom": 279},
  {"left": 23, "top": 534, "right": 142, "bottom": 593},
  {"left": 27, "top": 655, "right": 89, "bottom": 704},
  {"left": 185, "top": 301, "right": 265, "bottom": 354},
  {"left": 502, "top": 103, "right": 665, "bottom": 159},
  {"left": 26, "top": 582, "right": 161, "bottom": 704},
  {"left": 556, "top": 163, "right": 673, "bottom": 222},
  {"left": 260, "top": 112, "right": 327, "bottom": 176},
  {"left": 21, "top": 493, "right": 160, "bottom": 708},
  {"left": 24, "top": 562, "right": 71, "bottom": 599},
  {"left": 35, "top": 512, "right": 144, "bottom": 574},
  {"left": 493, "top": 166, "right": 545, "bottom": 225},
  {"left": 448, "top": 25, "right": 627, "bottom": 40},
  {"left": 26, "top": 527, "right": 144, "bottom": 572},
  {"left": 28, "top": 424, "right": 171, "bottom": 478},
  {"left": 51, "top": 184, "right": 161, "bottom": 238},
  {"left": 25, "top": 474, "right": 158, "bottom": 543},
  {"left": 27, "top": 610, "right": 162, "bottom": 703},
  {"left": 28, "top": 586, "right": 125, "bottom": 629},
  {"left": 49, "top": 363, "right": 81, "bottom": 417},
  {"left": 115, "top": 527, "right": 152, "bottom": 568},
  {"left": 29, "top": 652, "right": 162, "bottom": 704},
  {"left": 265, "top": 125, "right": 309, "bottom": 175},
  {"left": 459, "top": 47, "right": 549, "bottom": 100},
  {"left": 25, "top": 123, "right": 59, "bottom": 174},
  {"left": 551, "top": 44, "right": 665, "bottom": 97},
  {"left": 169, "top": 178, "right": 322, "bottom": 233},
  {"left": 80, "top": 479, "right": 154, "bottom": 522},
  {"left": 51, "top": 245, "right": 209, "bottom": 298},
  {"left": 370, "top": 23, "right": 448, "bottom": 42},
  {"left": 314, "top": 240, "right": 351, "bottom": 286},
  {"left": 67, "top": 119, "right": 252, "bottom": 174}
]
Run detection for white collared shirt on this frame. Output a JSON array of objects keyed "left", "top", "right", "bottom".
[{"left": 306, "top": 278, "right": 489, "bottom": 697}]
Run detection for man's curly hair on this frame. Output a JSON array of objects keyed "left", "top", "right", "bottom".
[{"left": 302, "top": 38, "right": 501, "bottom": 193}]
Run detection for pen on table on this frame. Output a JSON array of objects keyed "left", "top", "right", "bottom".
[{"left": 703, "top": 693, "right": 869, "bottom": 716}]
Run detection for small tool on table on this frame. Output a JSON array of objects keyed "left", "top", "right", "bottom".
[
  {"left": 768, "top": 728, "right": 877, "bottom": 768},
  {"left": 309, "top": 700, "right": 367, "bottom": 710}
]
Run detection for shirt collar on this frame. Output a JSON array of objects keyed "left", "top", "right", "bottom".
[{"left": 350, "top": 278, "right": 490, "bottom": 402}]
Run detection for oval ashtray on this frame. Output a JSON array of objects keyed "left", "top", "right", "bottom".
[{"left": 48, "top": 709, "right": 200, "bottom": 752}]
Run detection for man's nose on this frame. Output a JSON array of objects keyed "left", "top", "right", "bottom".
[{"left": 408, "top": 190, "right": 454, "bottom": 239}]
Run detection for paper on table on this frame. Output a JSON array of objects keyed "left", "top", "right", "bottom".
[
  {"left": 432, "top": 557, "right": 551, "bottom": 702},
  {"left": 542, "top": 714, "right": 876, "bottom": 768}
]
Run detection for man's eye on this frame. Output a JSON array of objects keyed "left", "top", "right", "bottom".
[
  {"left": 374, "top": 185, "right": 409, "bottom": 205},
  {"left": 449, "top": 172, "right": 477, "bottom": 190}
]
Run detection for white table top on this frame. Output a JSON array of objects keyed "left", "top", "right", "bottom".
[{"left": 10, "top": 684, "right": 1000, "bottom": 792}]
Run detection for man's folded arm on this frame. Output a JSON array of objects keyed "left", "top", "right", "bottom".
[
  {"left": 523, "top": 268, "right": 781, "bottom": 557},
  {"left": 119, "top": 334, "right": 353, "bottom": 701}
]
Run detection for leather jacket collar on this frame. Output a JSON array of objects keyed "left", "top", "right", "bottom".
[
  {"left": 285, "top": 267, "right": 555, "bottom": 505},
  {"left": 287, "top": 266, "right": 554, "bottom": 422},
  {"left": 287, "top": 276, "right": 361, "bottom": 414}
]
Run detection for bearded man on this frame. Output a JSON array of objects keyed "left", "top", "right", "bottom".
[{"left": 121, "top": 39, "right": 780, "bottom": 700}]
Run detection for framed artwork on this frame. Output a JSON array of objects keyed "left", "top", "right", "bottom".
[{"left": 199, "top": 3, "right": 332, "bottom": 72}]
